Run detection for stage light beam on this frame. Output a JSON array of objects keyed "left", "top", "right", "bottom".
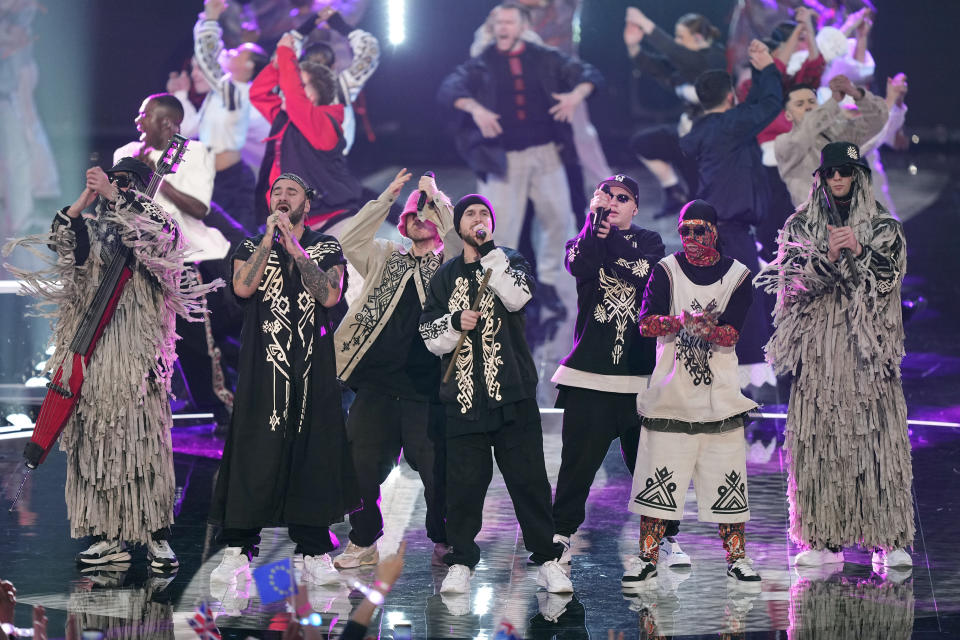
[{"left": 388, "top": 0, "right": 406, "bottom": 45}]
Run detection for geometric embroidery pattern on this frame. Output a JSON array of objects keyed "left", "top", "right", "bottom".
[
  {"left": 711, "top": 470, "right": 749, "bottom": 514},
  {"left": 633, "top": 466, "right": 678, "bottom": 511}
]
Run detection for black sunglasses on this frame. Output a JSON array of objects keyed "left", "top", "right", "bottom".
[
  {"left": 109, "top": 174, "right": 133, "bottom": 188},
  {"left": 601, "top": 185, "right": 634, "bottom": 203},
  {"left": 678, "top": 225, "right": 707, "bottom": 237},
  {"left": 823, "top": 164, "right": 856, "bottom": 178}
]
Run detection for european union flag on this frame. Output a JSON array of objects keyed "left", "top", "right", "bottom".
[{"left": 252, "top": 558, "right": 297, "bottom": 604}]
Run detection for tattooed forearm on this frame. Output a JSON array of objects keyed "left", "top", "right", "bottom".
[
  {"left": 233, "top": 237, "right": 273, "bottom": 298},
  {"left": 294, "top": 253, "right": 343, "bottom": 306},
  {"left": 240, "top": 243, "right": 271, "bottom": 287}
]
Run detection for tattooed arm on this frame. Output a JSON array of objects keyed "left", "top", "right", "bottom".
[
  {"left": 293, "top": 251, "right": 345, "bottom": 307},
  {"left": 233, "top": 234, "right": 275, "bottom": 298}
]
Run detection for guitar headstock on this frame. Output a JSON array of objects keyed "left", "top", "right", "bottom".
[{"left": 155, "top": 134, "right": 189, "bottom": 179}]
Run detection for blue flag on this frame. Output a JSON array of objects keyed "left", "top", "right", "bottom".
[{"left": 252, "top": 558, "right": 297, "bottom": 604}]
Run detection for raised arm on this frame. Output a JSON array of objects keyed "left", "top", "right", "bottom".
[
  {"left": 477, "top": 244, "right": 534, "bottom": 312},
  {"left": 320, "top": 9, "right": 380, "bottom": 103}
]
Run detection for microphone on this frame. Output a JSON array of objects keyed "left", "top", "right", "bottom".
[
  {"left": 416, "top": 171, "right": 435, "bottom": 213},
  {"left": 476, "top": 228, "right": 487, "bottom": 240}
]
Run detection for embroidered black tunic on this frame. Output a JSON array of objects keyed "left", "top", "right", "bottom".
[{"left": 210, "top": 230, "right": 359, "bottom": 529}]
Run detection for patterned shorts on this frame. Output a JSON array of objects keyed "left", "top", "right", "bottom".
[{"left": 628, "top": 427, "right": 750, "bottom": 523}]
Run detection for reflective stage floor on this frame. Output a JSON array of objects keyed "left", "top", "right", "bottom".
[
  {"left": 1, "top": 411, "right": 958, "bottom": 639},
  {"left": 1, "top": 153, "right": 958, "bottom": 639}
]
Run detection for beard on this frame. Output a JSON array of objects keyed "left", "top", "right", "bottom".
[{"left": 272, "top": 201, "right": 307, "bottom": 227}]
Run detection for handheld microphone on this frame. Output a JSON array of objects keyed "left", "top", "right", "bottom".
[
  {"left": 591, "top": 207, "right": 609, "bottom": 235},
  {"left": 416, "top": 171, "right": 436, "bottom": 213},
  {"left": 476, "top": 228, "right": 487, "bottom": 240}
]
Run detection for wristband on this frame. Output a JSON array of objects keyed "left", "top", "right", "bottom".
[
  {"left": 373, "top": 580, "right": 392, "bottom": 593},
  {"left": 298, "top": 613, "right": 323, "bottom": 627},
  {"left": 350, "top": 580, "right": 385, "bottom": 606},
  {"left": 296, "top": 602, "right": 312, "bottom": 617}
]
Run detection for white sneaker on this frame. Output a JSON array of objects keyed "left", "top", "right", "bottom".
[
  {"left": 440, "top": 564, "right": 471, "bottom": 593},
  {"left": 792, "top": 547, "right": 844, "bottom": 566},
  {"left": 726, "top": 557, "right": 762, "bottom": 591},
  {"left": 333, "top": 541, "right": 379, "bottom": 569},
  {"left": 537, "top": 559, "right": 574, "bottom": 593},
  {"left": 303, "top": 554, "right": 340, "bottom": 585},
  {"left": 76, "top": 539, "right": 131, "bottom": 565},
  {"left": 659, "top": 537, "right": 692, "bottom": 567},
  {"left": 439, "top": 592, "right": 470, "bottom": 615},
  {"left": 210, "top": 547, "right": 250, "bottom": 583},
  {"left": 873, "top": 548, "right": 912, "bottom": 568},
  {"left": 536, "top": 591, "right": 573, "bottom": 622},
  {"left": 553, "top": 534, "right": 572, "bottom": 564},
  {"left": 621, "top": 556, "right": 657, "bottom": 588},
  {"left": 147, "top": 540, "right": 179, "bottom": 571}
]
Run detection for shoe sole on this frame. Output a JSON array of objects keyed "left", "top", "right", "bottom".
[
  {"left": 727, "top": 576, "right": 763, "bottom": 592},
  {"left": 77, "top": 551, "right": 132, "bottom": 565},
  {"left": 333, "top": 556, "right": 378, "bottom": 569},
  {"left": 303, "top": 572, "right": 341, "bottom": 585},
  {"left": 621, "top": 575, "right": 658, "bottom": 589},
  {"left": 664, "top": 558, "right": 692, "bottom": 568},
  {"left": 149, "top": 558, "right": 180, "bottom": 570}
]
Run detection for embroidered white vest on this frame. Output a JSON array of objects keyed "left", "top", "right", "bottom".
[{"left": 637, "top": 255, "right": 758, "bottom": 423}]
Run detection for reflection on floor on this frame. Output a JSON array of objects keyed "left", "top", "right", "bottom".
[{"left": 1, "top": 413, "right": 958, "bottom": 638}]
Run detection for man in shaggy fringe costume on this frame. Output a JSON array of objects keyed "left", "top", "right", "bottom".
[
  {"left": 3, "top": 157, "right": 218, "bottom": 571},
  {"left": 755, "top": 140, "right": 914, "bottom": 570}
]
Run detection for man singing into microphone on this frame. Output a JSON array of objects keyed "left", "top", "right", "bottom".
[
  {"left": 331, "top": 169, "right": 459, "bottom": 569},
  {"left": 209, "top": 173, "right": 359, "bottom": 586},
  {"left": 419, "top": 194, "right": 572, "bottom": 595}
]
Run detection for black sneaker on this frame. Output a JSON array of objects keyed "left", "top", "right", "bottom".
[
  {"left": 622, "top": 556, "right": 658, "bottom": 587},
  {"left": 727, "top": 557, "right": 762, "bottom": 590},
  {"left": 76, "top": 539, "right": 131, "bottom": 565},
  {"left": 147, "top": 539, "right": 179, "bottom": 571}
]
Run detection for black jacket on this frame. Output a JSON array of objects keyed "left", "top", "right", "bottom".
[
  {"left": 436, "top": 42, "right": 603, "bottom": 180},
  {"left": 419, "top": 245, "right": 538, "bottom": 419},
  {"left": 561, "top": 221, "right": 665, "bottom": 376},
  {"left": 679, "top": 64, "right": 782, "bottom": 226}
]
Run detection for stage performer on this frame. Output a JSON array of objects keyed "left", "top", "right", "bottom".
[
  {"left": 209, "top": 173, "right": 358, "bottom": 585},
  {"left": 550, "top": 174, "right": 689, "bottom": 567},
  {"left": 755, "top": 141, "right": 914, "bottom": 569},
  {"left": 332, "top": 169, "right": 458, "bottom": 568},
  {"left": 3, "top": 158, "right": 216, "bottom": 571},
  {"left": 418, "top": 194, "right": 572, "bottom": 595},
  {"left": 625, "top": 200, "right": 762, "bottom": 590}
]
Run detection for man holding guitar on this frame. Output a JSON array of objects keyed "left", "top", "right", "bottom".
[{"left": 5, "top": 146, "right": 213, "bottom": 572}]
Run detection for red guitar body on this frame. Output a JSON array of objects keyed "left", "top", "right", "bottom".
[{"left": 23, "top": 265, "right": 134, "bottom": 467}]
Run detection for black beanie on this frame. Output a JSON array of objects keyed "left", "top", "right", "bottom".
[
  {"left": 453, "top": 194, "right": 496, "bottom": 236},
  {"left": 678, "top": 199, "right": 718, "bottom": 226}
]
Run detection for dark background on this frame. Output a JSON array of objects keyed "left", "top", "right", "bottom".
[{"left": 31, "top": 0, "right": 960, "bottom": 186}]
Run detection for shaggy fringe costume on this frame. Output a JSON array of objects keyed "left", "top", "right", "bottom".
[
  {"left": 755, "top": 170, "right": 914, "bottom": 550},
  {"left": 3, "top": 192, "right": 218, "bottom": 544},
  {"left": 788, "top": 578, "right": 915, "bottom": 639}
]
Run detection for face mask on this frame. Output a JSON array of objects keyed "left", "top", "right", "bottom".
[{"left": 679, "top": 220, "right": 719, "bottom": 266}]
